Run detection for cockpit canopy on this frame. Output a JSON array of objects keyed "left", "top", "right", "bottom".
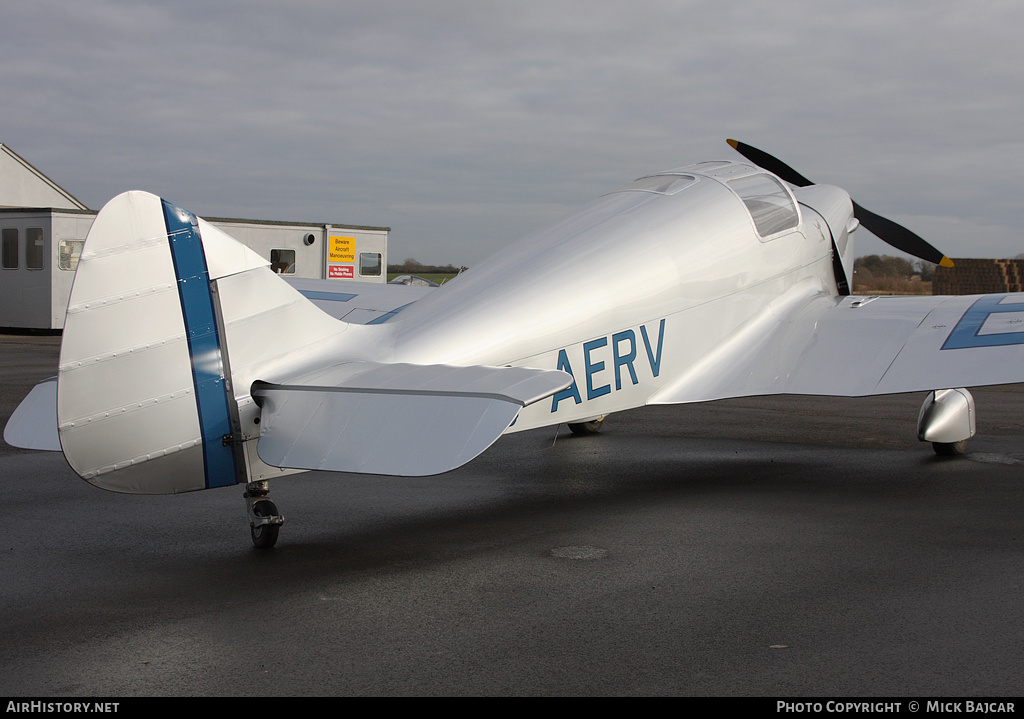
[
  {"left": 611, "top": 161, "right": 800, "bottom": 239},
  {"left": 725, "top": 172, "right": 799, "bottom": 237}
]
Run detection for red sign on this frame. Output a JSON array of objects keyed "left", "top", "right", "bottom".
[{"left": 329, "top": 264, "right": 354, "bottom": 279}]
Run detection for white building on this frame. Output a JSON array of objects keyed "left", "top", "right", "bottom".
[{"left": 0, "top": 144, "right": 389, "bottom": 329}]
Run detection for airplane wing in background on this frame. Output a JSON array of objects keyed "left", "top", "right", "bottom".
[
  {"left": 651, "top": 292, "right": 1024, "bottom": 405},
  {"left": 283, "top": 277, "right": 437, "bottom": 324}
]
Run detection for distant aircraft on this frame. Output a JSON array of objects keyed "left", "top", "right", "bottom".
[{"left": 6, "top": 141, "right": 1021, "bottom": 548}]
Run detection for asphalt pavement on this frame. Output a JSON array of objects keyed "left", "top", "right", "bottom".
[{"left": 2, "top": 334, "right": 1023, "bottom": 696}]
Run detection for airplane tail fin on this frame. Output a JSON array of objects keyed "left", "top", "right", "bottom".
[
  {"left": 48, "top": 191, "right": 569, "bottom": 493},
  {"left": 56, "top": 191, "right": 310, "bottom": 493}
]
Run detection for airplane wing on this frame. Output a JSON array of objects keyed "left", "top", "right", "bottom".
[
  {"left": 650, "top": 291, "right": 1024, "bottom": 404},
  {"left": 283, "top": 277, "right": 436, "bottom": 324}
]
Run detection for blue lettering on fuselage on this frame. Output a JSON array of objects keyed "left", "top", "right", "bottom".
[
  {"left": 552, "top": 319, "right": 665, "bottom": 412},
  {"left": 612, "top": 329, "right": 637, "bottom": 390},
  {"left": 552, "top": 349, "right": 582, "bottom": 409},
  {"left": 583, "top": 337, "right": 610, "bottom": 400}
]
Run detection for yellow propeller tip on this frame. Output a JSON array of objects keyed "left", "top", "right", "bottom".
[
  {"left": 940, "top": 256, "right": 955, "bottom": 268},
  {"left": 726, "top": 139, "right": 739, "bottom": 149}
]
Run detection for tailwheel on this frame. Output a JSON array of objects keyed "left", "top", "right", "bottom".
[
  {"left": 567, "top": 416, "right": 606, "bottom": 435},
  {"left": 245, "top": 482, "right": 284, "bottom": 549},
  {"left": 251, "top": 499, "right": 281, "bottom": 548}
]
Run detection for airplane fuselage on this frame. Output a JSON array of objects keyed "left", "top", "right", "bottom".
[{"left": 384, "top": 162, "right": 852, "bottom": 430}]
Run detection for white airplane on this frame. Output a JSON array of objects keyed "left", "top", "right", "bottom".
[{"left": 6, "top": 140, "right": 1023, "bottom": 548}]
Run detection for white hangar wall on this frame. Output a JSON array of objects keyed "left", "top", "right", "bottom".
[{"left": 0, "top": 146, "right": 389, "bottom": 329}]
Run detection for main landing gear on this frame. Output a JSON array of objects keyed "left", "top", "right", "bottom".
[
  {"left": 568, "top": 416, "right": 606, "bottom": 435},
  {"left": 918, "top": 388, "right": 975, "bottom": 457},
  {"left": 245, "top": 480, "right": 284, "bottom": 549}
]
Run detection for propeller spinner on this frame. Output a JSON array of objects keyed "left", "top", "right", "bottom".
[{"left": 726, "top": 139, "right": 954, "bottom": 268}]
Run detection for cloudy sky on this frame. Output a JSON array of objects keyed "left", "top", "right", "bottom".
[{"left": 3, "top": 0, "right": 1023, "bottom": 265}]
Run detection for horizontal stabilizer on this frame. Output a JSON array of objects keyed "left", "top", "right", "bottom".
[
  {"left": 4, "top": 377, "right": 60, "bottom": 451},
  {"left": 252, "top": 362, "right": 572, "bottom": 476}
]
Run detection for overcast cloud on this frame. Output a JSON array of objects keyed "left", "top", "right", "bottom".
[{"left": 3, "top": 0, "right": 1023, "bottom": 265}]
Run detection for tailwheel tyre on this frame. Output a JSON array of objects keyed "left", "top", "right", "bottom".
[
  {"left": 251, "top": 498, "right": 281, "bottom": 549},
  {"left": 933, "top": 440, "right": 967, "bottom": 456},
  {"left": 568, "top": 417, "right": 605, "bottom": 435}
]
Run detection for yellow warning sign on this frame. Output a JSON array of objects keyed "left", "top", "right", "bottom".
[{"left": 329, "top": 236, "right": 355, "bottom": 263}]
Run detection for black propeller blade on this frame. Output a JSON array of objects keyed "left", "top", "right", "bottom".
[{"left": 726, "top": 139, "right": 953, "bottom": 268}]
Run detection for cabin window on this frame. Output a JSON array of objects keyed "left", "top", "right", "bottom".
[
  {"left": 359, "top": 252, "right": 382, "bottom": 277},
  {"left": 26, "top": 228, "right": 44, "bottom": 270},
  {"left": 270, "top": 249, "right": 295, "bottom": 274},
  {"left": 689, "top": 161, "right": 731, "bottom": 171},
  {"left": 727, "top": 174, "right": 799, "bottom": 238},
  {"left": 2, "top": 228, "right": 17, "bottom": 269},
  {"left": 59, "top": 240, "right": 84, "bottom": 271}
]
